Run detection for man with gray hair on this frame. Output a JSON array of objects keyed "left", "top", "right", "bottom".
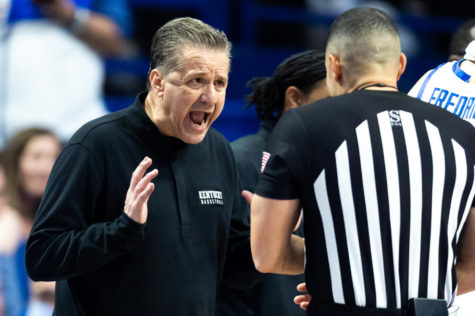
[
  {"left": 25, "top": 17, "right": 263, "bottom": 315},
  {"left": 250, "top": 7, "right": 475, "bottom": 316}
]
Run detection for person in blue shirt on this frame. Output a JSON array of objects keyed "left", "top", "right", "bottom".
[
  {"left": 0, "top": 0, "right": 133, "bottom": 149},
  {"left": 0, "top": 128, "right": 61, "bottom": 316},
  {"left": 6, "top": 0, "right": 132, "bottom": 56}
]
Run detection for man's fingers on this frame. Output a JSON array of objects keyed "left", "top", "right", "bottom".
[
  {"left": 130, "top": 157, "right": 153, "bottom": 191},
  {"left": 136, "top": 183, "right": 155, "bottom": 205},
  {"left": 123, "top": 159, "right": 157, "bottom": 224},
  {"left": 134, "top": 169, "right": 159, "bottom": 193},
  {"left": 296, "top": 282, "right": 307, "bottom": 292},
  {"left": 126, "top": 182, "right": 155, "bottom": 224},
  {"left": 294, "top": 294, "right": 311, "bottom": 310},
  {"left": 300, "top": 302, "right": 310, "bottom": 310},
  {"left": 294, "top": 294, "right": 311, "bottom": 304},
  {"left": 294, "top": 283, "right": 311, "bottom": 311}
]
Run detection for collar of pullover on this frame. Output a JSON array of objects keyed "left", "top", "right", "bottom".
[{"left": 128, "top": 91, "right": 187, "bottom": 152}]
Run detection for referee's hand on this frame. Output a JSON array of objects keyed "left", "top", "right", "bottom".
[
  {"left": 294, "top": 282, "right": 312, "bottom": 310},
  {"left": 124, "top": 157, "right": 158, "bottom": 224}
]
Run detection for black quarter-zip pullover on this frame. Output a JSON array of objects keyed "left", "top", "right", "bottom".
[{"left": 26, "top": 92, "right": 262, "bottom": 316}]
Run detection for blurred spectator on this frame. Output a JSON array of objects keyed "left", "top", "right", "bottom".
[
  {"left": 21, "top": 282, "right": 55, "bottom": 316},
  {"left": 305, "top": 0, "right": 357, "bottom": 16},
  {"left": 448, "top": 19, "right": 475, "bottom": 62},
  {"left": 305, "top": 0, "right": 419, "bottom": 58},
  {"left": 0, "top": 128, "right": 61, "bottom": 316},
  {"left": 0, "top": 281, "right": 2, "bottom": 314},
  {"left": 0, "top": 152, "right": 5, "bottom": 316},
  {"left": 0, "top": 0, "right": 133, "bottom": 149},
  {"left": 0, "top": 152, "right": 5, "bottom": 213}
]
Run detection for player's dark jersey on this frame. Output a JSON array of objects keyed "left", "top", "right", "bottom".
[
  {"left": 255, "top": 90, "right": 475, "bottom": 311},
  {"left": 216, "top": 121, "right": 306, "bottom": 316}
]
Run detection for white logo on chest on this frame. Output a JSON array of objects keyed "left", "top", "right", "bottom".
[
  {"left": 198, "top": 190, "right": 224, "bottom": 205},
  {"left": 389, "top": 110, "right": 402, "bottom": 126}
]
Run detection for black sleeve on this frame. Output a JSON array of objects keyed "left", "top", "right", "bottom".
[
  {"left": 255, "top": 110, "right": 310, "bottom": 200},
  {"left": 222, "top": 146, "right": 267, "bottom": 288},
  {"left": 25, "top": 144, "right": 145, "bottom": 281}
]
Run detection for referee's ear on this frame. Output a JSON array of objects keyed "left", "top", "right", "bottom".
[
  {"left": 328, "top": 54, "right": 342, "bottom": 84},
  {"left": 397, "top": 53, "right": 407, "bottom": 81}
]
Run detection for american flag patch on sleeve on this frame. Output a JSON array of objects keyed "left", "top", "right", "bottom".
[{"left": 260, "top": 151, "right": 271, "bottom": 172}]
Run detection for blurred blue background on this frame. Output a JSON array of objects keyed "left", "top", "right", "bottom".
[{"left": 104, "top": 0, "right": 472, "bottom": 142}]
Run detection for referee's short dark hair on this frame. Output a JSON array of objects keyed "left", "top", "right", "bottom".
[
  {"left": 326, "top": 7, "right": 401, "bottom": 75},
  {"left": 246, "top": 50, "right": 326, "bottom": 123}
]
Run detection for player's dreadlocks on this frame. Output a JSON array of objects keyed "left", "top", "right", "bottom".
[{"left": 245, "top": 50, "right": 326, "bottom": 123}]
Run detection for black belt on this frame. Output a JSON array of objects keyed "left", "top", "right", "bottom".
[
  {"left": 307, "top": 298, "right": 448, "bottom": 316},
  {"left": 308, "top": 300, "right": 409, "bottom": 316}
]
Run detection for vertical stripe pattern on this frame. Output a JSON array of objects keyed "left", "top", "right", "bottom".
[
  {"left": 456, "top": 167, "right": 475, "bottom": 243},
  {"left": 311, "top": 110, "right": 474, "bottom": 309},
  {"left": 336, "top": 141, "right": 366, "bottom": 306},
  {"left": 377, "top": 112, "right": 402, "bottom": 308},
  {"left": 425, "top": 121, "right": 445, "bottom": 299},
  {"left": 444, "top": 140, "right": 467, "bottom": 302},
  {"left": 315, "top": 170, "right": 345, "bottom": 304},
  {"left": 356, "top": 121, "right": 387, "bottom": 308},
  {"left": 400, "top": 112, "right": 423, "bottom": 300}
]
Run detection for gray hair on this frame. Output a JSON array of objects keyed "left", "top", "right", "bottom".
[{"left": 148, "top": 17, "right": 231, "bottom": 84}]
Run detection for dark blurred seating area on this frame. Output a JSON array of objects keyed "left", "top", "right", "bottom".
[{"left": 104, "top": 0, "right": 473, "bottom": 141}]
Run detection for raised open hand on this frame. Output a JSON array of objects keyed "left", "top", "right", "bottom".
[{"left": 123, "top": 157, "right": 158, "bottom": 224}]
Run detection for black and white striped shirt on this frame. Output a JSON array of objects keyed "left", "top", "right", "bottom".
[{"left": 255, "top": 90, "right": 475, "bottom": 310}]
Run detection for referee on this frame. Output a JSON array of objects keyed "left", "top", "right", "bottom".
[{"left": 250, "top": 7, "right": 475, "bottom": 316}]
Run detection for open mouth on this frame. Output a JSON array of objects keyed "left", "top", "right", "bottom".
[{"left": 189, "top": 111, "right": 210, "bottom": 128}]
